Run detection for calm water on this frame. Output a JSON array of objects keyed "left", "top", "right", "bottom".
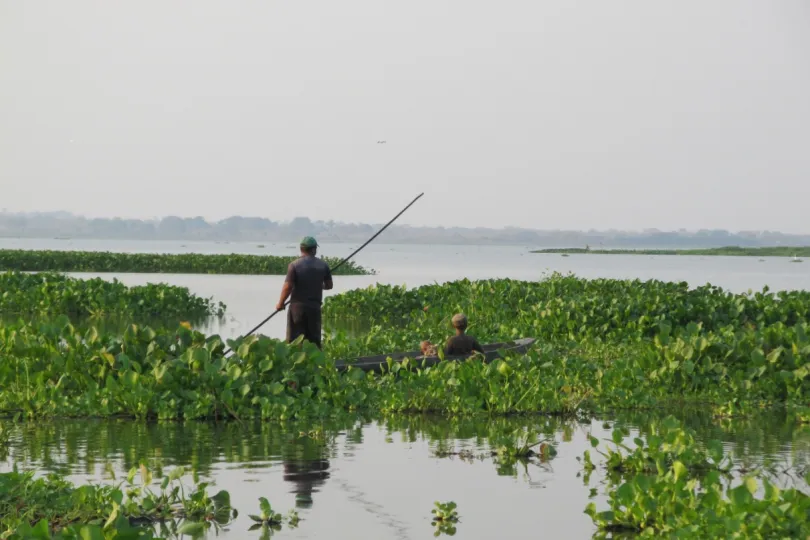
[
  {"left": 2, "top": 410, "right": 810, "bottom": 539},
  {"left": 2, "top": 238, "right": 810, "bottom": 538}
]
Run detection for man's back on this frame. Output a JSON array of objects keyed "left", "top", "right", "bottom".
[
  {"left": 444, "top": 334, "right": 484, "bottom": 356},
  {"left": 287, "top": 255, "right": 332, "bottom": 307}
]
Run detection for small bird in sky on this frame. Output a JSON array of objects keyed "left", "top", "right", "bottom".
[{"left": 377, "top": 140, "right": 386, "bottom": 144}]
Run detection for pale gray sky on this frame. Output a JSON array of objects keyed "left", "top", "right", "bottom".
[{"left": 1, "top": 1, "right": 809, "bottom": 232}]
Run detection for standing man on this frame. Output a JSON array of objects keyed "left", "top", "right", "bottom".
[{"left": 276, "top": 236, "right": 333, "bottom": 348}]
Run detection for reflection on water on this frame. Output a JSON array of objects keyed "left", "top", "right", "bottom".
[
  {"left": 285, "top": 460, "right": 330, "bottom": 509},
  {"left": 2, "top": 409, "right": 810, "bottom": 539}
]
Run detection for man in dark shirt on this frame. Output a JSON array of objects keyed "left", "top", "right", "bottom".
[
  {"left": 276, "top": 236, "right": 333, "bottom": 349},
  {"left": 444, "top": 313, "right": 485, "bottom": 356}
]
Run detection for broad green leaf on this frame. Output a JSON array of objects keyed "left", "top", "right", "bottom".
[
  {"left": 177, "top": 521, "right": 206, "bottom": 535},
  {"left": 192, "top": 347, "right": 210, "bottom": 365},
  {"left": 212, "top": 489, "right": 231, "bottom": 508},
  {"left": 707, "top": 439, "right": 724, "bottom": 463},
  {"left": 616, "top": 482, "right": 634, "bottom": 504},
  {"left": 260, "top": 496, "right": 272, "bottom": 515},
  {"left": 729, "top": 485, "right": 752, "bottom": 507},
  {"left": 744, "top": 476, "right": 758, "bottom": 495},
  {"left": 767, "top": 347, "right": 783, "bottom": 364},
  {"left": 672, "top": 460, "right": 687, "bottom": 482},
  {"left": 79, "top": 526, "right": 105, "bottom": 540}
]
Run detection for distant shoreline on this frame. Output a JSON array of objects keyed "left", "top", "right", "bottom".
[{"left": 531, "top": 246, "right": 809, "bottom": 258}]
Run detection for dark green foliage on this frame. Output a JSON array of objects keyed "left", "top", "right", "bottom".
[
  {"left": 4, "top": 273, "right": 810, "bottom": 421},
  {"left": 0, "top": 271, "right": 225, "bottom": 320},
  {"left": 584, "top": 417, "right": 810, "bottom": 538},
  {"left": 533, "top": 246, "right": 810, "bottom": 257},
  {"left": 0, "top": 465, "right": 234, "bottom": 538},
  {"left": 0, "top": 249, "right": 371, "bottom": 275}
]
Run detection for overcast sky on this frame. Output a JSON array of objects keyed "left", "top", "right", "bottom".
[{"left": 1, "top": 1, "right": 808, "bottom": 232}]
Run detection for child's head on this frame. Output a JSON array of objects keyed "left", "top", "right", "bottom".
[
  {"left": 420, "top": 340, "right": 433, "bottom": 353},
  {"left": 451, "top": 313, "right": 468, "bottom": 332}
]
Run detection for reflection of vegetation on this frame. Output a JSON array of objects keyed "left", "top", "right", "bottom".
[
  {"left": 2, "top": 409, "right": 810, "bottom": 536},
  {"left": 8, "top": 409, "right": 810, "bottom": 489},
  {"left": 4, "top": 417, "right": 354, "bottom": 478},
  {"left": 584, "top": 416, "right": 731, "bottom": 479},
  {"left": 606, "top": 407, "right": 810, "bottom": 475},
  {"left": 0, "top": 423, "right": 9, "bottom": 462}
]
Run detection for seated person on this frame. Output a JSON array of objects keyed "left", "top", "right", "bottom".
[
  {"left": 420, "top": 340, "right": 438, "bottom": 356},
  {"left": 444, "top": 313, "right": 484, "bottom": 356}
]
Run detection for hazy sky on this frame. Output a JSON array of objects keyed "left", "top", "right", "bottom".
[{"left": 1, "top": 1, "right": 809, "bottom": 232}]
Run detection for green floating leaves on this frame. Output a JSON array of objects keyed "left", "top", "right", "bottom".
[{"left": 0, "top": 250, "right": 371, "bottom": 276}]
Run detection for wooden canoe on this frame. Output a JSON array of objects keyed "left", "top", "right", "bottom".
[{"left": 335, "top": 337, "right": 536, "bottom": 373}]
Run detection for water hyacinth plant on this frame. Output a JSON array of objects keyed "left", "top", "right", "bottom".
[
  {"left": 0, "top": 271, "right": 225, "bottom": 320},
  {"left": 4, "top": 273, "right": 810, "bottom": 420},
  {"left": 582, "top": 416, "right": 732, "bottom": 477},
  {"left": 582, "top": 416, "right": 810, "bottom": 537},
  {"left": 431, "top": 501, "right": 459, "bottom": 537},
  {"left": 531, "top": 246, "right": 810, "bottom": 257},
  {"left": 247, "top": 497, "right": 299, "bottom": 535},
  {"left": 0, "top": 465, "right": 235, "bottom": 538},
  {"left": 322, "top": 274, "right": 810, "bottom": 414},
  {"left": 585, "top": 466, "right": 810, "bottom": 538},
  {"left": 0, "top": 249, "right": 372, "bottom": 275}
]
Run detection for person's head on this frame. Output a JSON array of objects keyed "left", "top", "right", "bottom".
[
  {"left": 300, "top": 236, "right": 318, "bottom": 256},
  {"left": 420, "top": 340, "right": 432, "bottom": 353},
  {"left": 451, "top": 313, "right": 468, "bottom": 333}
]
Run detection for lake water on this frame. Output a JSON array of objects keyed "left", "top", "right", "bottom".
[
  {"left": 3, "top": 410, "right": 809, "bottom": 539},
  {"left": 1, "top": 238, "right": 809, "bottom": 538}
]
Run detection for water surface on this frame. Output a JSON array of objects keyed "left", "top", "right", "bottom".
[{"left": 2, "top": 410, "right": 809, "bottom": 539}]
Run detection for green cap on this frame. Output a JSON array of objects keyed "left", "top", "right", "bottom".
[{"left": 300, "top": 236, "right": 318, "bottom": 248}]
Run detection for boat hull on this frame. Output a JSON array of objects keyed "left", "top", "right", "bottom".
[{"left": 334, "top": 337, "right": 535, "bottom": 373}]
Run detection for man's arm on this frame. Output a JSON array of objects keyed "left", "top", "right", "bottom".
[
  {"left": 472, "top": 338, "right": 484, "bottom": 354},
  {"left": 444, "top": 338, "right": 454, "bottom": 356},
  {"left": 276, "top": 264, "right": 295, "bottom": 310},
  {"left": 323, "top": 264, "right": 333, "bottom": 290}
]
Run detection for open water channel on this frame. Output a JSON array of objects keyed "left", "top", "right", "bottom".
[{"left": 1, "top": 238, "right": 810, "bottom": 538}]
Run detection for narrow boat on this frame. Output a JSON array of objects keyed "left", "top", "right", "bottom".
[{"left": 335, "top": 337, "right": 536, "bottom": 373}]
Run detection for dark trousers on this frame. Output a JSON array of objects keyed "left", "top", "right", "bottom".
[{"left": 286, "top": 303, "right": 322, "bottom": 349}]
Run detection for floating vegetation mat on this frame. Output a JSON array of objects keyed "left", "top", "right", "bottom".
[{"left": 0, "top": 249, "right": 372, "bottom": 275}]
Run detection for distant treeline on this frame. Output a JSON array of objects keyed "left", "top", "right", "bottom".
[
  {"left": 0, "top": 249, "right": 372, "bottom": 275},
  {"left": 3, "top": 211, "right": 810, "bottom": 247},
  {"left": 532, "top": 246, "right": 810, "bottom": 257}
]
